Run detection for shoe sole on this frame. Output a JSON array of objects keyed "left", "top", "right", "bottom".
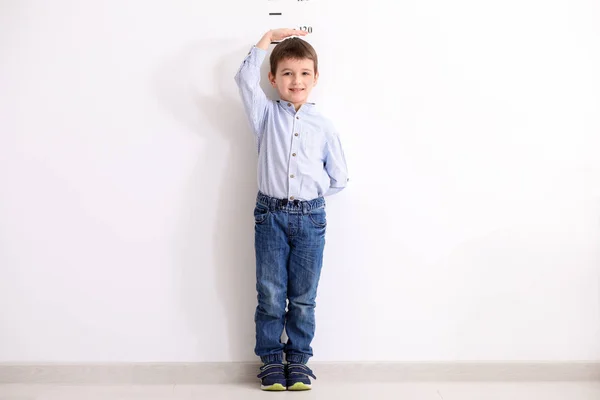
[
  {"left": 288, "top": 382, "right": 312, "bottom": 391},
  {"left": 261, "top": 383, "right": 286, "bottom": 391}
]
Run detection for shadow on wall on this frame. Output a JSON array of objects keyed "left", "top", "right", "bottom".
[
  {"left": 260, "top": 51, "right": 280, "bottom": 101},
  {"left": 154, "top": 39, "right": 273, "bottom": 361}
]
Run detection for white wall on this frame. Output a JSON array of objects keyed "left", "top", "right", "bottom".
[{"left": 1, "top": 0, "right": 599, "bottom": 362}]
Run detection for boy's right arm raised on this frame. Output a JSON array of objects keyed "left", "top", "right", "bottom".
[{"left": 234, "top": 31, "right": 271, "bottom": 138}]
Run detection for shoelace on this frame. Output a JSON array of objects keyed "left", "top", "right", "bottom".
[
  {"left": 257, "top": 363, "right": 285, "bottom": 379},
  {"left": 287, "top": 363, "right": 317, "bottom": 380}
]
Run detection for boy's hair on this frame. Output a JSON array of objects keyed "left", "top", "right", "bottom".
[{"left": 270, "top": 37, "right": 318, "bottom": 75}]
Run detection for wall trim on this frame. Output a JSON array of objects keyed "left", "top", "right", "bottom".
[{"left": 1, "top": 362, "right": 599, "bottom": 384}]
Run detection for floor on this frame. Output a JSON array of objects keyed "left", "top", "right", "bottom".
[{"left": 1, "top": 382, "right": 600, "bottom": 400}]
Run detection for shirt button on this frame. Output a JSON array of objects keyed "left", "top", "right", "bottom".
[
  {"left": 290, "top": 174, "right": 295, "bottom": 178},
  {"left": 294, "top": 133, "right": 299, "bottom": 137},
  {"left": 296, "top": 116, "right": 300, "bottom": 119},
  {"left": 287, "top": 103, "right": 292, "bottom": 106},
  {"left": 290, "top": 196, "right": 295, "bottom": 200},
  {"left": 292, "top": 153, "right": 296, "bottom": 157}
]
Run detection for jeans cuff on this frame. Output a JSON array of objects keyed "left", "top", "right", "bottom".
[
  {"left": 260, "top": 353, "right": 283, "bottom": 364},
  {"left": 285, "top": 353, "right": 310, "bottom": 364}
]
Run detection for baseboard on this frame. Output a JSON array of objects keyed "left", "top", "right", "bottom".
[{"left": 1, "top": 362, "right": 599, "bottom": 384}]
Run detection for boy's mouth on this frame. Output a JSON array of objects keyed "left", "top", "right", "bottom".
[{"left": 289, "top": 88, "right": 304, "bottom": 92}]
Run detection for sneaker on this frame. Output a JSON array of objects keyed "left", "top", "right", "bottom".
[
  {"left": 257, "top": 362, "right": 286, "bottom": 391},
  {"left": 286, "top": 363, "right": 317, "bottom": 391}
]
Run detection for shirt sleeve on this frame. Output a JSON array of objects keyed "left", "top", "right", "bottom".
[
  {"left": 324, "top": 132, "right": 349, "bottom": 196},
  {"left": 234, "top": 46, "right": 269, "bottom": 142}
]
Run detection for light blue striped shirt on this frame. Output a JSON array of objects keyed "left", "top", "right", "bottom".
[{"left": 235, "top": 46, "right": 349, "bottom": 201}]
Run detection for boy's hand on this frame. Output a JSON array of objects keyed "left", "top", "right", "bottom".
[
  {"left": 256, "top": 28, "right": 308, "bottom": 50},
  {"left": 270, "top": 28, "right": 308, "bottom": 42}
]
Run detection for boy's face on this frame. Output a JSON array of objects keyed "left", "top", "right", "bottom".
[{"left": 268, "top": 57, "right": 318, "bottom": 110}]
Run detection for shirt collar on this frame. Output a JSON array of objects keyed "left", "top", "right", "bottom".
[{"left": 276, "top": 100, "right": 317, "bottom": 116}]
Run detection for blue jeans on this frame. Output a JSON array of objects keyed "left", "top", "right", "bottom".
[{"left": 253, "top": 191, "right": 326, "bottom": 364}]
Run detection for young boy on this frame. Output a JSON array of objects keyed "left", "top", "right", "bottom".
[{"left": 234, "top": 28, "right": 349, "bottom": 391}]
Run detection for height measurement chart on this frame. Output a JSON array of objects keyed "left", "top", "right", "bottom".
[{"left": 263, "top": 0, "right": 320, "bottom": 43}]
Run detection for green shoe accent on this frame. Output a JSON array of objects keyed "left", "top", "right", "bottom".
[
  {"left": 261, "top": 383, "right": 286, "bottom": 391},
  {"left": 288, "top": 382, "right": 312, "bottom": 391}
]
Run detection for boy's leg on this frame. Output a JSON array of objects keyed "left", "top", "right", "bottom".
[
  {"left": 284, "top": 202, "right": 326, "bottom": 364},
  {"left": 254, "top": 199, "right": 290, "bottom": 364}
]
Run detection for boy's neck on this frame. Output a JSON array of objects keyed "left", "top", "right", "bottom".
[{"left": 290, "top": 101, "right": 307, "bottom": 112}]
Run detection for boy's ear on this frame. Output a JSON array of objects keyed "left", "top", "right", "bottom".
[
  {"left": 268, "top": 71, "right": 276, "bottom": 87},
  {"left": 314, "top": 71, "right": 319, "bottom": 86}
]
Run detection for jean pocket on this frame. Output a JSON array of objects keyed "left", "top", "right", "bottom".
[
  {"left": 254, "top": 204, "right": 270, "bottom": 224},
  {"left": 307, "top": 208, "right": 327, "bottom": 228}
]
